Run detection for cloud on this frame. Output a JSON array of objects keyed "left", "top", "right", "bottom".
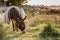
[{"left": 26, "top": 0, "right": 60, "bottom": 6}]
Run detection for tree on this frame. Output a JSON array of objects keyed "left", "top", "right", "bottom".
[
  {"left": 0, "top": 0, "right": 28, "bottom": 6},
  {"left": 7, "top": 0, "right": 28, "bottom": 6},
  {"left": 0, "top": 0, "right": 4, "bottom": 4}
]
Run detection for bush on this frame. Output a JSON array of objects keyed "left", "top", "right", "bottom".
[
  {"left": 40, "top": 23, "right": 60, "bottom": 38},
  {"left": 0, "top": 22, "right": 6, "bottom": 40}
]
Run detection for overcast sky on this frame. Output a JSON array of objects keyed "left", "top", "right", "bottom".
[{"left": 25, "top": 0, "right": 60, "bottom": 6}]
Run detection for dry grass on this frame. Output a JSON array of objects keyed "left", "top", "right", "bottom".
[{"left": 0, "top": 11, "right": 60, "bottom": 40}]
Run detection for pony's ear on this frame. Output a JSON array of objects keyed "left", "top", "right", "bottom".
[{"left": 22, "top": 16, "right": 27, "bottom": 21}]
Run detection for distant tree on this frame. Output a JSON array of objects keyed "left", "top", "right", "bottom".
[
  {"left": 7, "top": 0, "right": 28, "bottom": 6},
  {"left": 0, "top": 0, "right": 28, "bottom": 6},
  {"left": 0, "top": 0, "right": 4, "bottom": 3}
]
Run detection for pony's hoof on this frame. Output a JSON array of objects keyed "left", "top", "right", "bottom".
[
  {"left": 16, "top": 28, "right": 18, "bottom": 32},
  {"left": 13, "top": 30, "right": 15, "bottom": 31},
  {"left": 22, "top": 30, "right": 26, "bottom": 34}
]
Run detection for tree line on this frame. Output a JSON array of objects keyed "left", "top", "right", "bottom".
[{"left": 0, "top": 0, "right": 27, "bottom": 6}]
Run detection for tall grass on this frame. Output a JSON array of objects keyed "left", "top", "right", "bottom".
[
  {"left": 39, "top": 23, "right": 60, "bottom": 38},
  {"left": 0, "top": 22, "right": 6, "bottom": 40},
  {"left": 0, "top": 10, "right": 60, "bottom": 40}
]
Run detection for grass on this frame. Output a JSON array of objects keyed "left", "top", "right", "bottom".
[
  {"left": 0, "top": 21, "right": 6, "bottom": 40},
  {"left": 40, "top": 23, "right": 60, "bottom": 38},
  {"left": 0, "top": 10, "right": 60, "bottom": 40}
]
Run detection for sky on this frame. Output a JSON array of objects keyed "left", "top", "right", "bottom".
[{"left": 25, "top": 0, "right": 60, "bottom": 6}]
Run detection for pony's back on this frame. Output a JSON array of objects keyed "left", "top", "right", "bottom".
[
  {"left": 2, "top": 6, "right": 25, "bottom": 23},
  {"left": 8, "top": 7, "right": 21, "bottom": 20}
]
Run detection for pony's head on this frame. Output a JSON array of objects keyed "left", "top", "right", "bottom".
[{"left": 15, "top": 16, "right": 27, "bottom": 33}]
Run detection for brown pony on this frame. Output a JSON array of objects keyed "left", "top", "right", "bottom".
[{"left": 7, "top": 7, "right": 26, "bottom": 33}]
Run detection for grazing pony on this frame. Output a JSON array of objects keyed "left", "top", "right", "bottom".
[{"left": 2, "top": 6, "right": 26, "bottom": 33}]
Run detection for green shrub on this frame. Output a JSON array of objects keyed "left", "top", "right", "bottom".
[
  {"left": 0, "top": 22, "right": 6, "bottom": 40},
  {"left": 40, "top": 23, "right": 60, "bottom": 38}
]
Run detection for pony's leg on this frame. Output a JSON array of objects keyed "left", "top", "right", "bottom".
[
  {"left": 12, "top": 20, "right": 15, "bottom": 31},
  {"left": 15, "top": 23, "right": 18, "bottom": 32}
]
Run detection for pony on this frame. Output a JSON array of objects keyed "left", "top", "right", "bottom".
[{"left": 2, "top": 6, "right": 27, "bottom": 33}]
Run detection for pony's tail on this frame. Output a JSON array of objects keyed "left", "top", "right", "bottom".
[{"left": 2, "top": 13, "right": 10, "bottom": 24}]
